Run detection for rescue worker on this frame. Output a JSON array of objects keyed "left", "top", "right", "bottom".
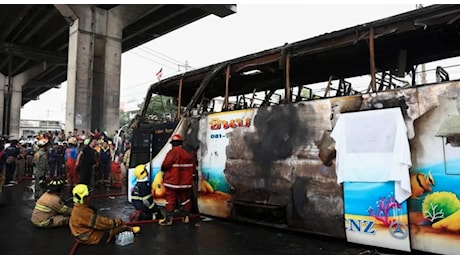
[
  {"left": 30, "top": 178, "right": 72, "bottom": 228},
  {"left": 69, "top": 184, "right": 141, "bottom": 245},
  {"left": 159, "top": 134, "right": 196, "bottom": 226},
  {"left": 64, "top": 137, "right": 79, "bottom": 193},
  {"left": 33, "top": 139, "right": 50, "bottom": 199},
  {"left": 130, "top": 164, "right": 162, "bottom": 221},
  {"left": 2, "top": 140, "right": 21, "bottom": 187},
  {"left": 97, "top": 140, "right": 111, "bottom": 189},
  {"left": 75, "top": 138, "right": 98, "bottom": 187}
]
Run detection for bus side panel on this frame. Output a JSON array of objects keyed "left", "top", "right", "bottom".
[
  {"left": 197, "top": 99, "right": 355, "bottom": 238},
  {"left": 197, "top": 109, "right": 256, "bottom": 218},
  {"left": 406, "top": 81, "right": 460, "bottom": 254},
  {"left": 356, "top": 81, "right": 460, "bottom": 254}
]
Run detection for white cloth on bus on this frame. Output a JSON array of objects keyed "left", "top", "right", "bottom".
[{"left": 331, "top": 107, "right": 412, "bottom": 203}]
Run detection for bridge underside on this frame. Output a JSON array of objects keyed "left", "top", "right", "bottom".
[
  {"left": 0, "top": 4, "right": 236, "bottom": 138},
  {"left": 0, "top": 4, "right": 236, "bottom": 105}
]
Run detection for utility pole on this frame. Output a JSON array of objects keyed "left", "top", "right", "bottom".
[
  {"left": 416, "top": 4, "right": 427, "bottom": 84},
  {"left": 178, "top": 60, "right": 192, "bottom": 72}
]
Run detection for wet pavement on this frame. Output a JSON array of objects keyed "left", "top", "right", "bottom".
[{"left": 0, "top": 177, "right": 422, "bottom": 255}]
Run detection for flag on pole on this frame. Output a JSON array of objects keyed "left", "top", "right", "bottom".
[{"left": 156, "top": 68, "right": 163, "bottom": 80}]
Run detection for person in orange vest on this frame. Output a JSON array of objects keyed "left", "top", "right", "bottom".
[
  {"left": 159, "top": 134, "right": 197, "bottom": 226},
  {"left": 69, "top": 184, "right": 141, "bottom": 245},
  {"left": 30, "top": 178, "right": 72, "bottom": 228},
  {"left": 64, "top": 137, "right": 79, "bottom": 192}
]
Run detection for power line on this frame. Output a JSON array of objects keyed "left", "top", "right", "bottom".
[
  {"left": 130, "top": 50, "right": 177, "bottom": 72},
  {"left": 139, "top": 45, "right": 184, "bottom": 65},
  {"left": 136, "top": 48, "right": 180, "bottom": 70}
]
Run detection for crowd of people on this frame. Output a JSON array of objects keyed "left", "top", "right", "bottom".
[
  {"left": 0, "top": 128, "right": 140, "bottom": 246},
  {"left": 0, "top": 129, "right": 197, "bottom": 246},
  {"left": 0, "top": 128, "right": 131, "bottom": 197}
]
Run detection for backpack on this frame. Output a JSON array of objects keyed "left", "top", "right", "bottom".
[
  {"left": 4, "top": 147, "right": 16, "bottom": 164},
  {"left": 5, "top": 155, "right": 15, "bottom": 164}
]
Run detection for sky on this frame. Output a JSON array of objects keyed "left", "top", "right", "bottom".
[{"left": 20, "top": 4, "right": 428, "bottom": 121}]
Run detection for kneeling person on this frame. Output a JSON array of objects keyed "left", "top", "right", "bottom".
[
  {"left": 130, "top": 164, "right": 163, "bottom": 221},
  {"left": 31, "top": 178, "right": 72, "bottom": 228},
  {"left": 69, "top": 184, "right": 140, "bottom": 245}
]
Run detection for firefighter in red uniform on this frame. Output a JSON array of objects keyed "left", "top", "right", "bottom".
[{"left": 159, "top": 134, "right": 196, "bottom": 226}]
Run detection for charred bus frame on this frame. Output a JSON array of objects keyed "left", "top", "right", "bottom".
[{"left": 129, "top": 5, "right": 460, "bottom": 255}]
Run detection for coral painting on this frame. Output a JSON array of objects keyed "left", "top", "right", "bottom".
[{"left": 343, "top": 181, "right": 410, "bottom": 252}]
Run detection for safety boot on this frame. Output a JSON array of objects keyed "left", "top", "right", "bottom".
[
  {"left": 159, "top": 214, "right": 173, "bottom": 226},
  {"left": 131, "top": 226, "right": 141, "bottom": 234},
  {"left": 182, "top": 215, "right": 190, "bottom": 224}
]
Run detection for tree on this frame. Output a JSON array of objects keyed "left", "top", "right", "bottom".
[
  {"left": 119, "top": 110, "right": 131, "bottom": 127},
  {"left": 143, "top": 95, "right": 179, "bottom": 122}
]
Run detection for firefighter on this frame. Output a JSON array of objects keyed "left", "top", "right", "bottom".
[
  {"left": 69, "top": 184, "right": 141, "bottom": 245},
  {"left": 30, "top": 178, "right": 72, "bottom": 228},
  {"left": 129, "top": 164, "right": 163, "bottom": 221},
  {"left": 33, "top": 139, "right": 50, "bottom": 199},
  {"left": 159, "top": 134, "right": 196, "bottom": 226}
]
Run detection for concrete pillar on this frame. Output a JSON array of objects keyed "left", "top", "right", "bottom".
[
  {"left": 0, "top": 73, "right": 4, "bottom": 135},
  {"left": 58, "top": 4, "right": 142, "bottom": 137},
  {"left": 9, "top": 63, "right": 48, "bottom": 139},
  {"left": 55, "top": 4, "right": 178, "bottom": 137},
  {"left": 61, "top": 5, "right": 120, "bottom": 136}
]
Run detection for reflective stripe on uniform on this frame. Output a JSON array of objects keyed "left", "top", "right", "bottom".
[
  {"left": 88, "top": 214, "right": 97, "bottom": 228},
  {"left": 34, "top": 203, "right": 52, "bottom": 213},
  {"left": 58, "top": 205, "right": 70, "bottom": 214},
  {"left": 75, "top": 231, "right": 90, "bottom": 241},
  {"left": 163, "top": 183, "right": 192, "bottom": 189},
  {"left": 131, "top": 194, "right": 152, "bottom": 201},
  {"left": 32, "top": 218, "right": 51, "bottom": 227},
  {"left": 180, "top": 199, "right": 190, "bottom": 206},
  {"left": 171, "top": 163, "right": 193, "bottom": 168}
]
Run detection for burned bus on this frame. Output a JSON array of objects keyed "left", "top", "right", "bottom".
[{"left": 127, "top": 5, "right": 460, "bottom": 254}]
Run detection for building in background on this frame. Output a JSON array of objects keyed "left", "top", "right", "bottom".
[{"left": 20, "top": 119, "right": 64, "bottom": 140}]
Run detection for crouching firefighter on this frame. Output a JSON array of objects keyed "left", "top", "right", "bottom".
[
  {"left": 69, "top": 184, "right": 141, "bottom": 245},
  {"left": 130, "top": 164, "right": 163, "bottom": 221},
  {"left": 30, "top": 178, "right": 73, "bottom": 228}
]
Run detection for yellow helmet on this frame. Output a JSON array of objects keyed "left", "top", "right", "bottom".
[
  {"left": 72, "top": 184, "right": 89, "bottom": 204},
  {"left": 134, "top": 164, "right": 148, "bottom": 180}
]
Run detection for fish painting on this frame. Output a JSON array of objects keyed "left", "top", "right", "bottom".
[{"left": 410, "top": 172, "right": 435, "bottom": 199}]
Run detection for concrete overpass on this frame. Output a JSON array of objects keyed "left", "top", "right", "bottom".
[{"left": 0, "top": 4, "right": 236, "bottom": 139}]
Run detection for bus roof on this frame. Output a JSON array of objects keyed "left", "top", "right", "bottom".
[{"left": 142, "top": 4, "right": 460, "bottom": 114}]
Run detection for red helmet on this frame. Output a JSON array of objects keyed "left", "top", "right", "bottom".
[{"left": 171, "top": 134, "right": 182, "bottom": 141}]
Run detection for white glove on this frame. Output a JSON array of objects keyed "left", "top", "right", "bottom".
[{"left": 142, "top": 199, "right": 150, "bottom": 207}]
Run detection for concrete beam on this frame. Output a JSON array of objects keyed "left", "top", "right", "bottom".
[
  {"left": 111, "top": 4, "right": 163, "bottom": 29},
  {"left": 0, "top": 40, "right": 67, "bottom": 64},
  {"left": 192, "top": 4, "right": 237, "bottom": 18},
  {"left": 54, "top": 4, "right": 79, "bottom": 25},
  {"left": 0, "top": 73, "right": 4, "bottom": 134}
]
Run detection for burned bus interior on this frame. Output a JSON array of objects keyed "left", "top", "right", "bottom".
[{"left": 133, "top": 4, "right": 460, "bottom": 125}]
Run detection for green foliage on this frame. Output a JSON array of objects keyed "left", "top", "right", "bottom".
[
  {"left": 141, "top": 95, "right": 179, "bottom": 121},
  {"left": 422, "top": 191, "right": 460, "bottom": 218},
  {"left": 119, "top": 110, "right": 131, "bottom": 127}
]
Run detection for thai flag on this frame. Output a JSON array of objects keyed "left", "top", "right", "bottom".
[{"left": 156, "top": 68, "right": 163, "bottom": 80}]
